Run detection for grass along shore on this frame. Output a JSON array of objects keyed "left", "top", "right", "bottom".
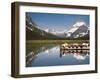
[{"left": 26, "top": 40, "right": 89, "bottom": 44}]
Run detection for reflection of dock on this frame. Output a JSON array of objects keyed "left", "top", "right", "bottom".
[
  {"left": 60, "top": 43, "right": 89, "bottom": 50},
  {"left": 60, "top": 49, "right": 89, "bottom": 53},
  {"left": 60, "top": 49, "right": 89, "bottom": 58}
]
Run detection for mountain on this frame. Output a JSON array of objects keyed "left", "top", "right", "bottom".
[
  {"left": 61, "top": 21, "right": 89, "bottom": 38},
  {"left": 44, "top": 29, "right": 66, "bottom": 38},
  {"left": 26, "top": 14, "right": 60, "bottom": 40},
  {"left": 65, "top": 21, "right": 89, "bottom": 39},
  {"left": 26, "top": 14, "right": 89, "bottom": 40},
  {"left": 45, "top": 21, "right": 89, "bottom": 39}
]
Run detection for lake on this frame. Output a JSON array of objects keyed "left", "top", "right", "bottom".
[{"left": 26, "top": 41, "right": 90, "bottom": 67}]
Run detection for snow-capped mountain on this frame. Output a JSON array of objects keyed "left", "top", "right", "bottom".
[
  {"left": 26, "top": 13, "right": 89, "bottom": 39},
  {"left": 44, "top": 29, "right": 67, "bottom": 38},
  {"left": 45, "top": 21, "right": 89, "bottom": 38},
  {"left": 65, "top": 21, "right": 89, "bottom": 38}
]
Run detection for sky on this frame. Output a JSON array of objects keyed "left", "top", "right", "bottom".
[{"left": 26, "top": 12, "right": 90, "bottom": 31}]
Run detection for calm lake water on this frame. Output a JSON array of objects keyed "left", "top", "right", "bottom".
[{"left": 26, "top": 43, "right": 90, "bottom": 67}]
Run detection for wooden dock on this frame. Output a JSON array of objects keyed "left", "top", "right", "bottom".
[{"left": 60, "top": 43, "right": 89, "bottom": 50}]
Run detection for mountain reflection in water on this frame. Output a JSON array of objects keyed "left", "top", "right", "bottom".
[{"left": 26, "top": 43, "right": 89, "bottom": 67}]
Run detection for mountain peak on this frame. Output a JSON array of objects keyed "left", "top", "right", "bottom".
[
  {"left": 65, "top": 21, "right": 89, "bottom": 38},
  {"left": 73, "top": 21, "right": 86, "bottom": 27}
]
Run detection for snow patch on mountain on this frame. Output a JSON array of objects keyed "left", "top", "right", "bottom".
[
  {"left": 67, "top": 27, "right": 78, "bottom": 33},
  {"left": 73, "top": 21, "right": 86, "bottom": 27}
]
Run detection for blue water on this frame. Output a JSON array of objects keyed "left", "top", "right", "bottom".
[{"left": 26, "top": 45, "right": 89, "bottom": 67}]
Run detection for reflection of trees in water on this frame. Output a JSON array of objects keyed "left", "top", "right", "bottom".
[
  {"left": 26, "top": 44, "right": 58, "bottom": 67},
  {"left": 60, "top": 49, "right": 89, "bottom": 60}
]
